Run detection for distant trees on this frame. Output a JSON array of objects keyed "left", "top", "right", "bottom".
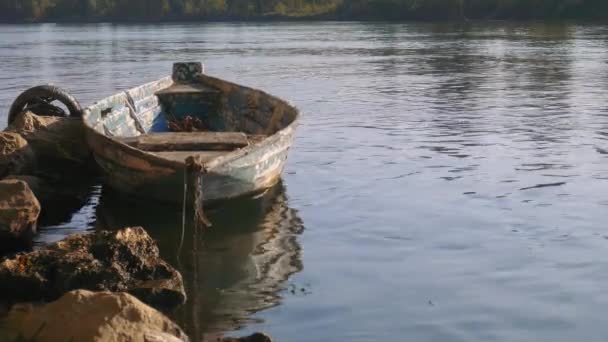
[
  {"left": 0, "top": 0, "right": 606, "bottom": 22},
  {"left": 339, "top": 0, "right": 608, "bottom": 20}
]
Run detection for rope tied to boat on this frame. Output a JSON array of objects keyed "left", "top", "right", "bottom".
[
  {"left": 178, "top": 155, "right": 212, "bottom": 257},
  {"left": 179, "top": 156, "right": 212, "bottom": 249},
  {"left": 179, "top": 155, "right": 209, "bottom": 342}
]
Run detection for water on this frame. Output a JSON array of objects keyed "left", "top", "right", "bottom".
[{"left": 2, "top": 22, "right": 608, "bottom": 341}]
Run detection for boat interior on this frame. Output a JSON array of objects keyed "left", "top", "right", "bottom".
[{"left": 84, "top": 64, "right": 298, "bottom": 164}]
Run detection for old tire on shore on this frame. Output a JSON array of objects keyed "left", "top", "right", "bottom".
[{"left": 8, "top": 85, "right": 82, "bottom": 125}]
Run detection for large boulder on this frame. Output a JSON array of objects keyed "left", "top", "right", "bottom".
[
  {"left": 0, "top": 132, "right": 35, "bottom": 177},
  {"left": 7, "top": 111, "right": 91, "bottom": 173},
  {"left": 0, "top": 179, "right": 40, "bottom": 251},
  {"left": 0, "top": 227, "right": 186, "bottom": 309},
  {"left": 1, "top": 289, "right": 189, "bottom": 342},
  {"left": 4, "top": 174, "right": 95, "bottom": 224},
  {"left": 3, "top": 175, "right": 50, "bottom": 202}
]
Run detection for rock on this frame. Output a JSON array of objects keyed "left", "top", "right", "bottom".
[
  {"left": 7, "top": 111, "right": 91, "bottom": 172},
  {"left": 220, "top": 333, "right": 273, "bottom": 342},
  {"left": 0, "top": 132, "right": 35, "bottom": 178},
  {"left": 8, "top": 110, "right": 53, "bottom": 134},
  {"left": 2, "top": 289, "right": 189, "bottom": 342},
  {"left": 0, "top": 180, "right": 40, "bottom": 252},
  {"left": 4, "top": 175, "right": 94, "bottom": 224},
  {"left": 0, "top": 227, "right": 186, "bottom": 309},
  {"left": 4, "top": 174, "right": 95, "bottom": 206},
  {"left": 3, "top": 175, "right": 50, "bottom": 202}
]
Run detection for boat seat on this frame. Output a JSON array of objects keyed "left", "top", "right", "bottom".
[
  {"left": 150, "top": 150, "right": 228, "bottom": 163},
  {"left": 117, "top": 131, "right": 259, "bottom": 152}
]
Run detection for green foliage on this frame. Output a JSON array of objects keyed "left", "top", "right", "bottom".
[
  {"left": 339, "top": 0, "right": 608, "bottom": 20},
  {"left": 0, "top": 0, "right": 606, "bottom": 21}
]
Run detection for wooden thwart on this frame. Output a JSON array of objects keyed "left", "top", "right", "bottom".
[
  {"left": 151, "top": 150, "right": 227, "bottom": 163},
  {"left": 119, "top": 132, "right": 250, "bottom": 152},
  {"left": 155, "top": 83, "right": 219, "bottom": 96}
]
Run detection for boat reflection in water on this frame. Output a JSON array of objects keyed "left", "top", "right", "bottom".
[{"left": 96, "top": 182, "right": 304, "bottom": 339}]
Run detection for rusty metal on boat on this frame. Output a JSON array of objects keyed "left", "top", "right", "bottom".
[{"left": 82, "top": 62, "right": 299, "bottom": 203}]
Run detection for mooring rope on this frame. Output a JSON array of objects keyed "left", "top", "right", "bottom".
[{"left": 177, "top": 169, "right": 188, "bottom": 260}]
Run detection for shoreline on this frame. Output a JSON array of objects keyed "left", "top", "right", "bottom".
[{"left": 1, "top": 16, "right": 608, "bottom": 25}]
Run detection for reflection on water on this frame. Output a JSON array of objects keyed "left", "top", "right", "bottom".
[
  {"left": 32, "top": 183, "right": 100, "bottom": 248},
  {"left": 96, "top": 183, "right": 304, "bottom": 338}
]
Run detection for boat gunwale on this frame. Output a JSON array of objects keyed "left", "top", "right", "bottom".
[{"left": 82, "top": 73, "right": 300, "bottom": 172}]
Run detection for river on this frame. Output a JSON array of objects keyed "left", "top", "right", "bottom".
[{"left": 1, "top": 22, "right": 608, "bottom": 341}]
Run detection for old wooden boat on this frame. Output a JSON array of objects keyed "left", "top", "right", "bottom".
[{"left": 81, "top": 62, "right": 299, "bottom": 203}]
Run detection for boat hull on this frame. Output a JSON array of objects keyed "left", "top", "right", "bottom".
[
  {"left": 82, "top": 64, "right": 299, "bottom": 203},
  {"left": 85, "top": 122, "right": 296, "bottom": 203}
]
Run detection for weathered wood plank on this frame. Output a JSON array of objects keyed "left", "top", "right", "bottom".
[
  {"left": 151, "top": 150, "right": 227, "bottom": 163},
  {"left": 118, "top": 132, "right": 250, "bottom": 151},
  {"left": 155, "top": 83, "right": 219, "bottom": 96}
]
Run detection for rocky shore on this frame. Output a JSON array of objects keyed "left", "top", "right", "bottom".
[
  {"left": 0, "top": 227, "right": 186, "bottom": 309},
  {"left": 3, "top": 290, "right": 189, "bottom": 342},
  {"left": 0, "top": 110, "right": 273, "bottom": 341},
  {"left": 0, "top": 111, "right": 93, "bottom": 253}
]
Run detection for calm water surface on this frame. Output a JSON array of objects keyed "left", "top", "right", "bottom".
[{"left": 1, "top": 22, "right": 608, "bottom": 341}]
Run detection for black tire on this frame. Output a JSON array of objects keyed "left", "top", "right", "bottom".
[{"left": 8, "top": 85, "right": 82, "bottom": 125}]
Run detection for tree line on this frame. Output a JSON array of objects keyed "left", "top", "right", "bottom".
[{"left": 1, "top": 0, "right": 607, "bottom": 22}]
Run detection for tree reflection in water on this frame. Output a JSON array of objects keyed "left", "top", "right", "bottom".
[{"left": 96, "top": 182, "right": 304, "bottom": 339}]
